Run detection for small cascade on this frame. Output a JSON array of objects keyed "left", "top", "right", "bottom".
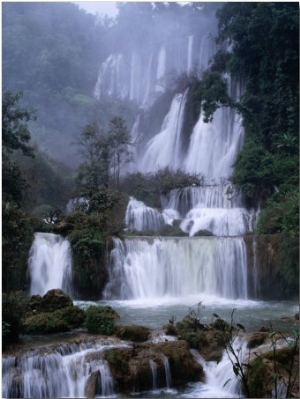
[
  {"left": 162, "top": 355, "right": 172, "bottom": 389},
  {"left": 28, "top": 233, "right": 73, "bottom": 296},
  {"left": 125, "top": 197, "right": 165, "bottom": 231},
  {"left": 104, "top": 236, "right": 249, "bottom": 300},
  {"left": 149, "top": 359, "right": 158, "bottom": 390},
  {"left": 189, "top": 339, "right": 249, "bottom": 398},
  {"left": 184, "top": 107, "right": 244, "bottom": 181},
  {"left": 2, "top": 341, "right": 122, "bottom": 399}
]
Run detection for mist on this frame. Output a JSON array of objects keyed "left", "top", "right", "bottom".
[{"left": 2, "top": 2, "right": 221, "bottom": 169}]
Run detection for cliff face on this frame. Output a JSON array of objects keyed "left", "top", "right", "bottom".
[{"left": 245, "top": 234, "right": 290, "bottom": 300}]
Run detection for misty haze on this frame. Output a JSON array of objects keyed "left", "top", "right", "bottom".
[{"left": 2, "top": 3, "right": 299, "bottom": 399}]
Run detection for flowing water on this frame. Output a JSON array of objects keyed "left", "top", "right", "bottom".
[
  {"left": 28, "top": 232, "right": 73, "bottom": 297},
  {"left": 19, "top": 9, "right": 299, "bottom": 399}
]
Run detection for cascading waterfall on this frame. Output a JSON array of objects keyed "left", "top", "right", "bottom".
[
  {"left": 125, "top": 197, "right": 165, "bottom": 231},
  {"left": 188, "top": 339, "right": 249, "bottom": 398},
  {"left": 149, "top": 360, "right": 158, "bottom": 390},
  {"left": 2, "top": 341, "right": 122, "bottom": 399},
  {"left": 28, "top": 233, "right": 73, "bottom": 296},
  {"left": 138, "top": 89, "right": 189, "bottom": 172},
  {"left": 162, "top": 355, "right": 172, "bottom": 389},
  {"left": 104, "top": 237, "right": 248, "bottom": 301}
]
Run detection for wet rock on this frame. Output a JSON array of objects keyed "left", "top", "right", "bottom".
[
  {"left": 247, "top": 332, "right": 269, "bottom": 349},
  {"left": 114, "top": 324, "right": 151, "bottom": 342},
  {"left": 104, "top": 340, "right": 203, "bottom": 394},
  {"left": 85, "top": 370, "right": 99, "bottom": 399}
]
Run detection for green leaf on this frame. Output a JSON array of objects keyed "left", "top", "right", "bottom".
[{"left": 223, "top": 378, "right": 232, "bottom": 388}]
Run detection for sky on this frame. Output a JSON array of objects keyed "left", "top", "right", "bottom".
[{"left": 74, "top": 1, "right": 119, "bottom": 17}]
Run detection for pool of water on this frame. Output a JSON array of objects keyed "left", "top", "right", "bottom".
[{"left": 75, "top": 295, "right": 299, "bottom": 334}]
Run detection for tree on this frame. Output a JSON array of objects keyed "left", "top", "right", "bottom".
[
  {"left": 2, "top": 90, "right": 35, "bottom": 205},
  {"left": 107, "top": 117, "right": 133, "bottom": 189},
  {"left": 76, "top": 117, "right": 133, "bottom": 194}
]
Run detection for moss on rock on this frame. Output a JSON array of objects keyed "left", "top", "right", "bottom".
[{"left": 114, "top": 324, "right": 151, "bottom": 342}]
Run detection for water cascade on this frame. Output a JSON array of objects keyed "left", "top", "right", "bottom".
[
  {"left": 149, "top": 359, "right": 158, "bottom": 390},
  {"left": 104, "top": 237, "right": 248, "bottom": 301},
  {"left": 28, "top": 233, "right": 73, "bottom": 296},
  {"left": 162, "top": 355, "right": 172, "bottom": 389},
  {"left": 188, "top": 340, "right": 249, "bottom": 398},
  {"left": 2, "top": 341, "right": 122, "bottom": 398},
  {"left": 138, "top": 89, "right": 189, "bottom": 172}
]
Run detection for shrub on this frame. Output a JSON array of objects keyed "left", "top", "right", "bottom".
[
  {"left": 23, "top": 305, "right": 85, "bottom": 334},
  {"left": 85, "top": 305, "right": 117, "bottom": 335},
  {"left": 2, "top": 291, "right": 30, "bottom": 342}
]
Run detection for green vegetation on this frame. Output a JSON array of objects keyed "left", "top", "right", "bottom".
[
  {"left": 114, "top": 324, "right": 151, "bottom": 342},
  {"left": 23, "top": 306, "right": 85, "bottom": 334},
  {"left": 188, "top": 2, "right": 299, "bottom": 297},
  {"left": 121, "top": 167, "right": 203, "bottom": 208},
  {"left": 76, "top": 117, "right": 134, "bottom": 193},
  {"left": 85, "top": 305, "right": 118, "bottom": 335}
]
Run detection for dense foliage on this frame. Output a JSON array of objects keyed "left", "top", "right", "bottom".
[{"left": 85, "top": 305, "right": 117, "bottom": 334}]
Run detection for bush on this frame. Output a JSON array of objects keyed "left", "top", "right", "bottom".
[
  {"left": 85, "top": 305, "right": 118, "bottom": 335},
  {"left": 23, "top": 305, "right": 86, "bottom": 334},
  {"left": 2, "top": 291, "right": 30, "bottom": 343}
]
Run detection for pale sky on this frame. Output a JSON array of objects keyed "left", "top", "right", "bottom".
[{"left": 74, "top": 1, "right": 119, "bottom": 17}]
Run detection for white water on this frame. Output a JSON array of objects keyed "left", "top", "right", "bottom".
[
  {"left": 138, "top": 89, "right": 189, "bottom": 172},
  {"left": 28, "top": 233, "right": 73, "bottom": 296},
  {"left": 125, "top": 197, "right": 165, "bottom": 231},
  {"left": 187, "top": 339, "right": 249, "bottom": 398},
  {"left": 2, "top": 340, "right": 124, "bottom": 398},
  {"left": 104, "top": 236, "right": 248, "bottom": 301},
  {"left": 94, "top": 26, "right": 217, "bottom": 108}
]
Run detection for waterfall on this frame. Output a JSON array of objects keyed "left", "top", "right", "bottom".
[
  {"left": 28, "top": 233, "right": 73, "bottom": 296},
  {"left": 149, "top": 360, "right": 158, "bottom": 390},
  {"left": 125, "top": 197, "right": 165, "bottom": 231},
  {"left": 188, "top": 339, "right": 249, "bottom": 398},
  {"left": 162, "top": 355, "right": 172, "bottom": 389},
  {"left": 2, "top": 341, "right": 122, "bottom": 398},
  {"left": 187, "top": 35, "right": 194, "bottom": 72},
  {"left": 104, "top": 236, "right": 248, "bottom": 301},
  {"left": 138, "top": 89, "right": 189, "bottom": 172}
]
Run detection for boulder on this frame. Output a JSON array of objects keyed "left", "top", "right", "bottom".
[
  {"left": 104, "top": 340, "right": 203, "bottom": 394},
  {"left": 247, "top": 332, "right": 269, "bottom": 349},
  {"left": 114, "top": 324, "right": 151, "bottom": 342},
  {"left": 36, "top": 289, "right": 73, "bottom": 313}
]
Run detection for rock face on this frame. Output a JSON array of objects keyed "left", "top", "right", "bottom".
[
  {"left": 104, "top": 340, "right": 204, "bottom": 395},
  {"left": 244, "top": 234, "right": 290, "bottom": 299}
]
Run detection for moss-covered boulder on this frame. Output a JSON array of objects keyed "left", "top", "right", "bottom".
[
  {"left": 104, "top": 347, "right": 133, "bottom": 392},
  {"left": 104, "top": 340, "right": 203, "bottom": 395},
  {"left": 35, "top": 289, "right": 73, "bottom": 312},
  {"left": 23, "top": 305, "right": 85, "bottom": 334},
  {"left": 247, "top": 332, "right": 269, "bottom": 349},
  {"left": 152, "top": 340, "right": 204, "bottom": 385},
  {"left": 114, "top": 324, "right": 151, "bottom": 342}
]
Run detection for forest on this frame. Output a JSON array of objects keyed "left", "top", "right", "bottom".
[{"left": 2, "top": 0, "right": 299, "bottom": 335}]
